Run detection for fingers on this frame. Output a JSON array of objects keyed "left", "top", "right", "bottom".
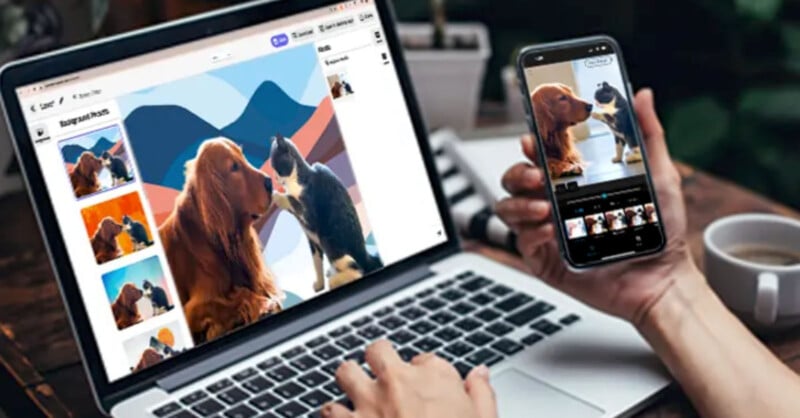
[
  {"left": 495, "top": 198, "right": 550, "bottom": 226},
  {"left": 364, "top": 339, "right": 403, "bottom": 377},
  {"left": 465, "top": 366, "right": 498, "bottom": 418},
  {"left": 501, "top": 163, "right": 544, "bottom": 195},
  {"left": 516, "top": 223, "right": 555, "bottom": 257},
  {"left": 410, "top": 352, "right": 438, "bottom": 366},
  {"left": 521, "top": 134, "right": 538, "bottom": 163},
  {"left": 335, "top": 361, "right": 373, "bottom": 406},
  {"left": 321, "top": 402, "right": 354, "bottom": 418},
  {"left": 633, "top": 89, "right": 670, "bottom": 164}
]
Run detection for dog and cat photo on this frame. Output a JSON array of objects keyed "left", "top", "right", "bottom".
[
  {"left": 117, "top": 44, "right": 383, "bottom": 345},
  {"left": 564, "top": 202, "right": 659, "bottom": 241},
  {"left": 59, "top": 125, "right": 135, "bottom": 199},
  {"left": 523, "top": 55, "right": 646, "bottom": 188},
  {"left": 102, "top": 256, "right": 175, "bottom": 331},
  {"left": 122, "top": 323, "right": 186, "bottom": 372},
  {"left": 80, "top": 192, "right": 155, "bottom": 264}
]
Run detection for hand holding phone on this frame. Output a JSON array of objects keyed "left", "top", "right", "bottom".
[{"left": 514, "top": 35, "right": 666, "bottom": 268}]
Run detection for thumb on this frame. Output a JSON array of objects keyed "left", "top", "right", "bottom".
[
  {"left": 465, "top": 365, "right": 498, "bottom": 418},
  {"left": 521, "top": 133, "right": 538, "bottom": 164},
  {"left": 633, "top": 88, "right": 670, "bottom": 164}
]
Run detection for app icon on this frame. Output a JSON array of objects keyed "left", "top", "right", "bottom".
[{"left": 271, "top": 33, "right": 289, "bottom": 48}]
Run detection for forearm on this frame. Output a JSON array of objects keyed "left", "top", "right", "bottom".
[{"left": 638, "top": 264, "right": 800, "bottom": 418}]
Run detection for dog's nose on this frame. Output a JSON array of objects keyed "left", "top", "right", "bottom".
[
  {"left": 265, "top": 177, "right": 273, "bottom": 193},
  {"left": 585, "top": 103, "right": 593, "bottom": 112}
]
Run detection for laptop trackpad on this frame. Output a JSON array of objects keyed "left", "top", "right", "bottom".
[{"left": 494, "top": 368, "right": 604, "bottom": 418}]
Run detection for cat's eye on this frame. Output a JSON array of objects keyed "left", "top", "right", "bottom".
[{"left": 231, "top": 162, "right": 239, "bottom": 172}]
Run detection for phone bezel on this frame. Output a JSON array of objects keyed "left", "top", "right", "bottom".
[{"left": 516, "top": 35, "right": 667, "bottom": 269}]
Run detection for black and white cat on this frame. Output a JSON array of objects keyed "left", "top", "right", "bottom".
[
  {"left": 143, "top": 279, "right": 173, "bottom": 315},
  {"left": 122, "top": 214, "right": 153, "bottom": 250},
  {"left": 270, "top": 133, "right": 383, "bottom": 293},
  {"left": 101, "top": 151, "right": 133, "bottom": 186},
  {"left": 591, "top": 81, "right": 642, "bottom": 164}
]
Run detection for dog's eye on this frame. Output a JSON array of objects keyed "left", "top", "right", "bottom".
[
  {"left": 231, "top": 162, "right": 239, "bottom": 172},
  {"left": 559, "top": 95, "right": 568, "bottom": 101}
]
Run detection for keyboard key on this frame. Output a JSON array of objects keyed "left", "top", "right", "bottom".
[
  {"left": 454, "top": 318, "right": 482, "bottom": 332},
  {"left": 324, "top": 382, "right": 343, "bottom": 397},
  {"left": 521, "top": 333, "right": 544, "bottom": 345},
  {"left": 420, "top": 298, "right": 447, "bottom": 311},
  {"left": 488, "top": 284, "right": 513, "bottom": 297},
  {"left": 193, "top": 398, "right": 225, "bottom": 416},
  {"left": 506, "top": 303, "right": 552, "bottom": 326},
  {"left": 394, "top": 297, "right": 414, "bottom": 308},
  {"left": 207, "top": 379, "right": 234, "bottom": 393},
  {"left": 435, "top": 351, "right": 455, "bottom": 362},
  {"left": 559, "top": 313, "right": 581, "bottom": 325},
  {"left": 399, "top": 307, "right": 427, "bottom": 321},
  {"left": 433, "top": 327, "right": 462, "bottom": 342},
  {"left": 456, "top": 270, "right": 475, "bottom": 280},
  {"left": 232, "top": 367, "right": 258, "bottom": 382},
  {"left": 429, "top": 311, "right": 457, "bottom": 325},
  {"left": 275, "top": 382, "right": 307, "bottom": 399},
  {"left": 219, "top": 387, "right": 250, "bottom": 405},
  {"left": 275, "top": 401, "right": 309, "bottom": 418},
  {"left": 373, "top": 306, "right": 394, "bottom": 317},
  {"left": 465, "top": 331, "right": 494, "bottom": 347},
  {"left": 485, "top": 322, "right": 514, "bottom": 337},
  {"left": 298, "top": 371, "right": 328, "bottom": 387},
  {"left": 491, "top": 338, "right": 524, "bottom": 356},
  {"left": 388, "top": 329, "right": 416, "bottom": 345},
  {"left": 344, "top": 349, "right": 366, "bottom": 364},
  {"left": 224, "top": 404, "right": 259, "bottom": 418},
  {"left": 413, "top": 337, "right": 443, "bottom": 352},
  {"left": 415, "top": 288, "right": 436, "bottom": 299},
  {"left": 439, "top": 289, "right": 466, "bottom": 302},
  {"left": 179, "top": 390, "right": 208, "bottom": 405},
  {"left": 531, "top": 319, "right": 562, "bottom": 335},
  {"left": 409, "top": 320, "right": 437, "bottom": 335},
  {"left": 305, "top": 336, "right": 330, "bottom": 349},
  {"left": 495, "top": 293, "right": 533, "bottom": 313},
  {"left": 267, "top": 366, "right": 298, "bottom": 382},
  {"left": 259, "top": 413, "right": 280, "bottom": 418},
  {"left": 453, "top": 362, "right": 473, "bottom": 378},
  {"left": 169, "top": 412, "right": 195, "bottom": 418},
  {"left": 336, "top": 335, "right": 364, "bottom": 351},
  {"left": 321, "top": 360, "right": 343, "bottom": 376},
  {"left": 249, "top": 392, "right": 282, "bottom": 411},
  {"left": 291, "top": 355, "right": 321, "bottom": 372},
  {"left": 350, "top": 316, "right": 372, "bottom": 328},
  {"left": 328, "top": 326, "right": 352, "bottom": 338},
  {"left": 242, "top": 376, "right": 273, "bottom": 394},
  {"left": 460, "top": 276, "right": 493, "bottom": 292},
  {"left": 256, "top": 357, "right": 281, "bottom": 371},
  {"left": 378, "top": 316, "right": 406, "bottom": 331},
  {"left": 450, "top": 302, "right": 476, "bottom": 315},
  {"left": 436, "top": 279, "right": 456, "bottom": 289},
  {"left": 282, "top": 346, "right": 306, "bottom": 360},
  {"left": 445, "top": 341, "right": 474, "bottom": 357},
  {"left": 474, "top": 308, "right": 501, "bottom": 322},
  {"left": 152, "top": 402, "right": 181, "bottom": 417},
  {"left": 313, "top": 344, "right": 343, "bottom": 361},
  {"left": 300, "top": 390, "right": 333, "bottom": 408},
  {"left": 465, "top": 348, "right": 503, "bottom": 367},
  {"left": 469, "top": 293, "right": 495, "bottom": 306},
  {"left": 398, "top": 346, "right": 420, "bottom": 362}
]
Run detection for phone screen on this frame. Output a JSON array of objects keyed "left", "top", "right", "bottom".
[{"left": 520, "top": 39, "right": 665, "bottom": 266}]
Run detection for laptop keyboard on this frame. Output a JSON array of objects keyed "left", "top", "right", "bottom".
[{"left": 151, "top": 271, "right": 580, "bottom": 418}]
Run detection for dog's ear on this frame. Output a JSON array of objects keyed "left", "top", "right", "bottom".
[
  {"left": 192, "top": 148, "right": 238, "bottom": 256},
  {"left": 531, "top": 90, "right": 556, "bottom": 140}
]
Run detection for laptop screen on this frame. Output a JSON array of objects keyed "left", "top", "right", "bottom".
[{"left": 13, "top": 0, "right": 448, "bottom": 382}]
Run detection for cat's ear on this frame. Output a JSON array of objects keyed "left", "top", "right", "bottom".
[{"left": 603, "top": 81, "right": 610, "bottom": 88}]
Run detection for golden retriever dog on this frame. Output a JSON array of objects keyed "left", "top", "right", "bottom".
[
  {"left": 92, "top": 217, "right": 124, "bottom": 264},
  {"left": 159, "top": 138, "right": 283, "bottom": 342},
  {"left": 112, "top": 282, "right": 143, "bottom": 329},
  {"left": 70, "top": 151, "right": 104, "bottom": 198},
  {"left": 531, "top": 83, "right": 594, "bottom": 178}
]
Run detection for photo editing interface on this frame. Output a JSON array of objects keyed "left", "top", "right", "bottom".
[
  {"left": 16, "top": 0, "right": 448, "bottom": 382},
  {"left": 522, "top": 44, "right": 663, "bottom": 265}
]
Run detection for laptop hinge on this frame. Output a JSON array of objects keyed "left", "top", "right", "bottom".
[{"left": 156, "top": 264, "right": 434, "bottom": 392}]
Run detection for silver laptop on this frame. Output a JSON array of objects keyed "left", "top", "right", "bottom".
[{"left": 0, "top": 0, "right": 670, "bottom": 416}]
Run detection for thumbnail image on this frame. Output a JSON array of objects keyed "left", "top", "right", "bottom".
[
  {"left": 81, "top": 192, "right": 154, "bottom": 264},
  {"left": 327, "top": 72, "right": 355, "bottom": 99},
  {"left": 102, "top": 256, "right": 174, "bottom": 331},
  {"left": 124, "top": 322, "right": 187, "bottom": 373},
  {"left": 565, "top": 217, "right": 588, "bottom": 240},
  {"left": 584, "top": 213, "right": 608, "bottom": 236},
  {"left": 523, "top": 55, "right": 645, "bottom": 188},
  {"left": 59, "top": 125, "right": 134, "bottom": 199},
  {"left": 605, "top": 209, "right": 628, "bottom": 231},
  {"left": 117, "top": 44, "right": 383, "bottom": 343},
  {"left": 645, "top": 203, "right": 659, "bottom": 223},
  {"left": 625, "top": 205, "right": 647, "bottom": 227}
]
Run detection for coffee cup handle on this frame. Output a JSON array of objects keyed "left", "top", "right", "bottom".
[{"left": 754, "top": 272, "right": 780, "bottom": 325}]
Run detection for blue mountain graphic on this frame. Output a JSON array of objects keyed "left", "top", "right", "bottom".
[{"left": 61, "top": 137, "right": 115, "bottom": 163}]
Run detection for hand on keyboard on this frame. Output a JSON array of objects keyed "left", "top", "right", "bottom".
[{"left": 323, "top": 340, "right": 497, "bottom": 418}]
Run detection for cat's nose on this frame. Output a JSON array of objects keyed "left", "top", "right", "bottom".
[
  {"left": 264, "top": 177, "right": 273, "bottom": 194},
  {"left": 585, "top": 103, "right": 593, "bottom": 112}
]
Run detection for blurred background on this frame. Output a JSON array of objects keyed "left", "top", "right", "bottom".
[{"left": 1, "top": 0, "right": 799, "bottom": 208}]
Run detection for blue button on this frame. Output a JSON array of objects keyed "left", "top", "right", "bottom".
[{"left": 271, "top": 33, "right": 289, "bottom": 48}]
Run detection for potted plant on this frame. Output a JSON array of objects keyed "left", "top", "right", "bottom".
[{"left": 398, "top": 0, "right": 491, "bottom": 131}]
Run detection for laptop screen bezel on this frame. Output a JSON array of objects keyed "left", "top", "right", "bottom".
[{"left": 0, "top": 0, "right": 459, "bottom": 407}]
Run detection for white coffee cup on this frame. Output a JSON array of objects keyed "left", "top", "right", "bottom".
[{"left": 704, "top": 213, "right": 800, "bottom": 331}]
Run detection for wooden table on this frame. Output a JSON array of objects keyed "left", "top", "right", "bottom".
[{"left": 1, "top": 164, "right": 799, "bottom": 417}]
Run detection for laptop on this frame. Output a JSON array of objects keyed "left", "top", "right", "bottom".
[{"left": 0, "top": 0, "right": 670, "bottom": 417}]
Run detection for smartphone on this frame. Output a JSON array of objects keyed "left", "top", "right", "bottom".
[{"left": 516, "top": 35, "right": 666, "bottom": 268}]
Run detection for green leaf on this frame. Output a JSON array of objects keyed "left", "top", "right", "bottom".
[
  {"left": 666, "top": 97, "right": 731, "bottom": 165},
  {"left": 739, "top": 88, "right": 800, "bottom": 122},
  {"left": 736, "top": 0, "right": 782, "bottom": 21}
]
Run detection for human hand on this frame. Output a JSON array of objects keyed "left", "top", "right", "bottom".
[
  {"left": 322, "top": 340, "right": 497, "bottom": 418},
  {"left": 495, "top": 89, "right": 699, "bottom": 326}
]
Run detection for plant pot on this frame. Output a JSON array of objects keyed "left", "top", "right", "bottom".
[
  {"left": 502, "top": 65, "right": 527, "bottom": 123},
  {"left": 398, "top": 23, "right": 491, "bottom": 131}
]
